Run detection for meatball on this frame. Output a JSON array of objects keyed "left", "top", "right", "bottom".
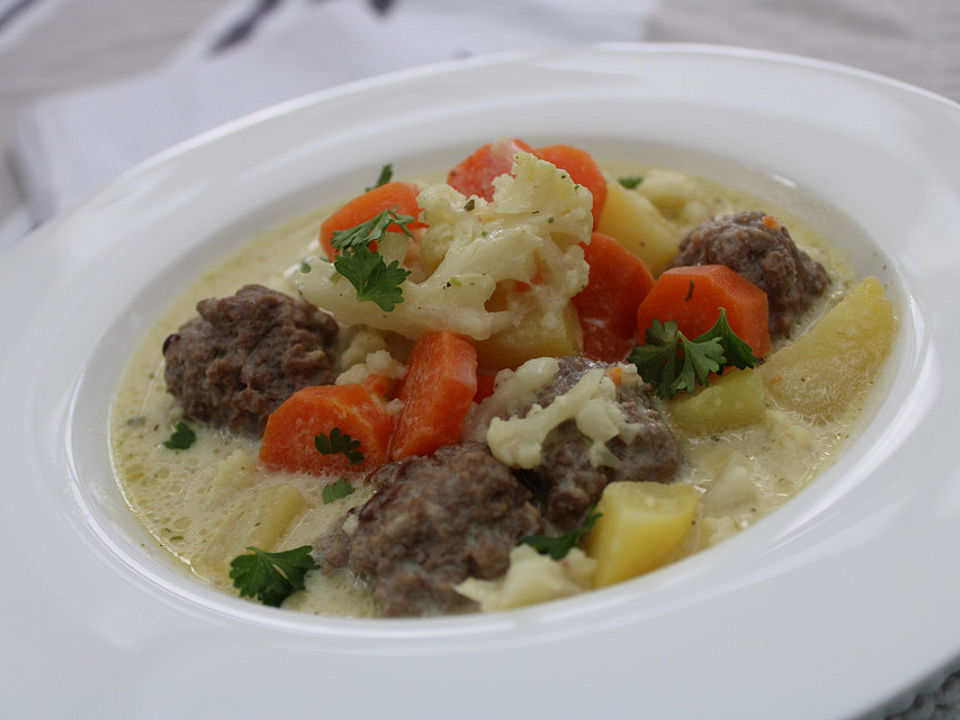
[
  {"left": 673, "top": 211, "right": 829, "bottom": 338},
  {"left": 518, "top": 357, "right": 682, "bottom": 531},
  {"left": 163, "top": 284, "right": 339, "bottom": 436},
  {"left": 316, "top": 443, "right": 541, "bottom": 617}
]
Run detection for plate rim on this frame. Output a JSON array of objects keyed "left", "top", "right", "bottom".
[{"left": 3, "top": 42, "right": 960, "bottom": 719}]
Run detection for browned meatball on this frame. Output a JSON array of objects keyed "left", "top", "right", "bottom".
[
  {"left": 518, "top": 357, "right": 682, "bottom": 531},
  {"left": 673, "top": 211, "right": 829, "bottom": 339},
  {"left": 163, "top": 284, "right": 338, "bottom": 436},
  {"left": 316, "top": 443, "right": 541, "bottom": 617}
]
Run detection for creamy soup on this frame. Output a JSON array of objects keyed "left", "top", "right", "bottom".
[{"left": 109, "top": 144, "right": 894, "bottom": 617}]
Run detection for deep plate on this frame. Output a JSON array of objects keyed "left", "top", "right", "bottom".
[{"left": 2, "top": 45, "right": 958, "bottom": 719}]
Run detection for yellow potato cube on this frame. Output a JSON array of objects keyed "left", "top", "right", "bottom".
[
  {"left": 634, "top": 169, "right": 708, "bottom": 220},
  {"left": 476, "top": 302, "right": 582, "bottom": 370},
  {"left": 667, "top": 367, "right": 766, "bottom": 435},
  {"left": 596, "top": 179, "right": 682, "bottom": 275},
  {"left": 585, "top": 481, "right": 699, "bottom": 588},
  {"left": 195, "top": 483, "right": 312, "bottom": 579},
  {"left": 758, "top": 277, "right": 895, "bottom": 421}
]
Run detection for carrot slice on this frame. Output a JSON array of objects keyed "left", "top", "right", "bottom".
[
  {"left": 533, "top": 144, "right": 608, "bottom": 228},
  {"left": 635, "top": 265, "right": 771, "bottom": 358},
  {"left": 447, "top": 139, "right": 608, "bottom": 229},
  {"left": 391, "top": 331, "right": 478, "bottom": 460},
  {"left": 573, "top": 232, "right": 655, "bottom": 362},
  {"left": 318, "top": 181, "right": 425, "bottom": 260},
  {"left": 362, "top": 373, "right": 396, "bottom": 399},
  {"left": 447, "top": 138, "right": 534, "bottom": 201},
  {"left": 259, "top": 384, "right": 393, "bottom": 475}
]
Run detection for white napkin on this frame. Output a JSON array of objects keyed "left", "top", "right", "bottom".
[{"left": 11, "top": 0, "right": 653, "bottom": 224}]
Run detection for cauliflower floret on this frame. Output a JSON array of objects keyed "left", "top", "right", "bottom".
[
  {"left": 455, "top": 544, "right": 596, "bottom": 612},
  {"left": 288, "top": 152, "right": 592, "bottom": 353},
  {"left": 335, "top": 349, "right": 406, "bottom": 387},
  {"left": 486, "top": 362, "right": 645, "bottom": 470}
]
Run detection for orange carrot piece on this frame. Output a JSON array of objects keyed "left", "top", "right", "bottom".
[
  {"left": 447, "top": 138, "right": 534, "bottom": 201},
  {"left": 390, "top": 331, "right": 478, "bottom": 460},
  {"left": 259, "top": 384, "right": 393, "bottom": 476},
  {"left": 362, "top": 373, "right": 396, "bottom": 399},
  {"left": 318, "top": 181, "right": 425, "bottom": 260},
  {"left": 447, "top": 139, "right": 607, "bottom": 229},
  {"left": 635, "top": 264, "right": 771, "bottom": 358},
  {"left": 573, "top": 232, "right": 655, "bottom": 362},
  {"left": 532, "top": 144, "right": 608, "bottom": 228}
]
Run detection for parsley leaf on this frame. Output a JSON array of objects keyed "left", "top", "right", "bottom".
[
  {"left": 333, "top": 244, "right": 411, "bottom": 312},
  {"left": 628, "top": 308, "right": 760, "bottom": 399},
  {"left": 162, "top": 421, "right": 196, "bottom": 450},
  {"left": 519, "top": 508, "right": 602, "bottom": 561},
  {"left": 617, "top": 175, "right": 644, "bottom": 189},
  {"left": 672, "top": 333, "right": 725, "bottom": 395},
  {"left": 365, "top": 163, "right": 393, "bottom": 191},
  {"left": 694, "top": 308, "right": 760, "bottom": 370},
  {"left": 315, "top": 427, "right": 364, "bottom": 464},
  {"left": 229, "top": 545, "right": 317, "bottom": 607},
  {"left": 322, "top": 477, "right": 355, "bottom": 504},
  {"left": 330, "top": 207, "right": 414, "bottom": 311},
  {"left": 330, "top": 207, "right": 414, "bottom": 251}
]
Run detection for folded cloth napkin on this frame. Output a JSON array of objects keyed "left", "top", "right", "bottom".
[{"left": 11, "top": 0, "right": 651, "bottom": 224}]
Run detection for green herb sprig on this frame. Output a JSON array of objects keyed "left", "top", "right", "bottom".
[
  {"left": 331, "top": 207, "right": 414, "bottom": 312},
  {"left": 162, "top": 421, "right": 196, "bottom": 450},
  {"left": 628, "top": 308, "right": 759, "bottom": 399},
  {"left": 322, "top": 477, "right": 356, "bottom": 504},
  {"left": 229, "top": 545, "right": 317, "bottom": 607},
  {"left": 519, "top": 509, "right": 601, "bottom": 561},
  {"left": 365, "top": 163, "right": 393, "bottom": 191},
  {"left": 330, "top": 207, "right": 414, "bottom": 251},
  {"left": 315, "top": 427, "right": 364, "bottom": 465}
]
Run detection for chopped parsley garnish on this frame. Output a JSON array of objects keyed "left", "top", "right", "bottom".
[
  {"left": 628, "top": 308, "right": 759, "bottom": 399},
  {"left": 299, "top": 260, "right": 311, "bottom": 273},
  {"left": 314, "top": 426, "right": 364, "bottom": 464},
  {"left": 617, "top": 175, "right": 644, "bottom": 189},
  {"left": 322, "top": 477, "right": 355, "bottom": 504},
  {"left": 365, "top": 163, "right": 393, "bottom": 191},
  {"left": 162, "top": 421, "right": 196, "bottom": 450},
  {"left": 229, "top": 546, "right": 317, "bottom": 607},
  {"left": 330, "top": 207, "right": 414, "bottom": 250},
  {"left": 519, "top": 508, "right": 601, "bottom": 561},
  {"left": 330, "top": 207, "right": 414, "bottom": 311},
  {"left": 333, "top": 245, "right": 411, "bottom": 312}
]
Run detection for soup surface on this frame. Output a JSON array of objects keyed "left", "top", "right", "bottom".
[{"left": 110, "top": 142, "right": 894, "bottom": 617}]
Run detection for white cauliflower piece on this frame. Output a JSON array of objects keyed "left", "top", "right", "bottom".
[
  {"left": 486, "top": 362, "right": 645, "bottom": 470},
  {"left": 335, "top": 349, "right": 406, "bottom": 387},
  {"left": 289, "top": 152, "right": 592, "bottom": 343},
  {"left": 455, "top": 545, "right": 596, "bottom": 612}
]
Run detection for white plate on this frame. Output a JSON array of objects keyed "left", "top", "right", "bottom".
[{"left": 2, "top": 44, "right": 959, "bottom": 719}]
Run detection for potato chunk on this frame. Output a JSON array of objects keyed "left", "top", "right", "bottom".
[
  {"left": 667, "top": 368, "right": 766, "bottom": 435},
  {"left": 758, "top": 277, "right": 895, "bottom": 421},
  {"left": 475, "top": 302, "right": 582, "bottom": 370},
  {"left": 195, "top": 483, "right": 312, "bottom": 578},
  {"left": 585, "top": 481, "right": 699, "bottom": 588},
  {"left": 596, "top": 179, "right": 682, "bottom": 275}
]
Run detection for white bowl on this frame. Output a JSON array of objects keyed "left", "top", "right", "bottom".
[{"left": 2, "top": 44, "right": 959, "bottom": 719}]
